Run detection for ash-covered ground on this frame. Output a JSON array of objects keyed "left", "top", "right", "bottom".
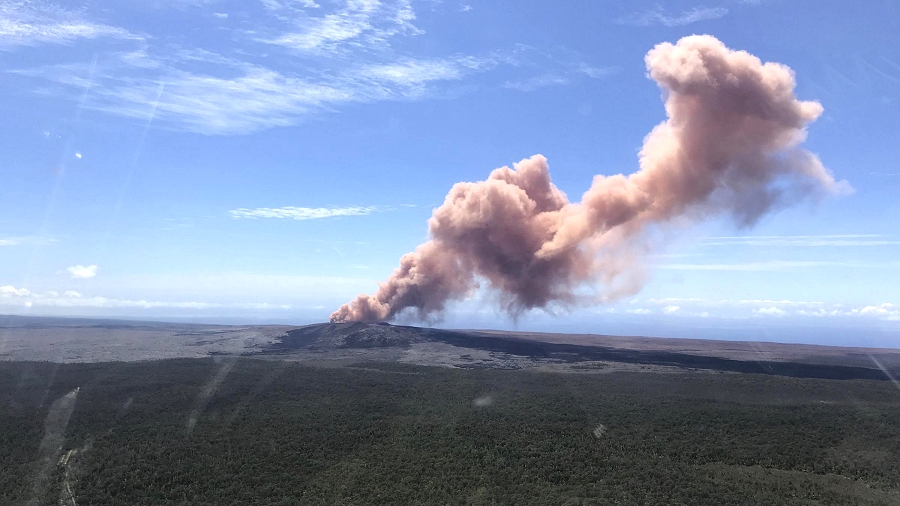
[
  {"left": 0, "top": 315, "right": 289, "bottom": 363},
  {"left": 3, "top": 315, "right": 900, "bottom": 380}
]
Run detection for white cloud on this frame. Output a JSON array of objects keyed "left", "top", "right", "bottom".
[
  {"left": 1, "top": 285, "right": 31, "bottom": 296},
  {"left": 654, "top": 297, "right": 813, "bottom": 305},
  {"left": 503, "top": 74, "right": 568, "bottom": 92},
  {"left": 737, "top": 299, "right": 823, "bottom": 307},
  {"left": 700, "top": 234, "right": 900, "bottom": 247},
  {"left": 647, "top": 297, "right": 706, "bottom": 305},
  {"left": 68, "top": 265, "right": 98, "bottom": 279},
  {"left": 0, "top": 1, "right": 140, "bottom": 47},
  {"left": 658, "top": 260, "right": 897, "bottom": 271},
  {"left": 89, "top": 272, "right": 375, "bottom": 304},
  {"left": 0, "top": 236, "right": 24, "bottom": 246},
  {"left": 853, "top": 303, "right": 900, "bottom": 321},
  {"left": 617, "top": 6, "right": 728, "bottom": 27},
  {"left": 755, "top": 306, "right": 787, "bottom": 317},
  {"left": 212, "top": 12, "right": 228, "bottom": 19},
  {"left": 795, "top": 308, "right": 842, "bottom": 318},
  {"left": 0, "top": 235, "right": 55, "bottom": 246},
  {"left": 626, "top": 308, "right": 652, "bottom": 315},
  {"left": 229, "top": 206, "right": 377, "bottom": 220},
  {"left": 0, "top": 284, "right": 293, "bottom": 310},
  {"left": 649, "top": 297, "right": 826, "bottom": 308},
  {"left": 642, "top": 297, "right": 900, "bottom": 322},
  {"left": 460, "top": 4, "right": 472, "bottom": 12},
  {"left": 794, "top": 304, "right": 900, "bottom": 321}
]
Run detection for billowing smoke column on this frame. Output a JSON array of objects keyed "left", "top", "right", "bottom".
[{"left": 330, "top": 35, "right": 850, "bottom": 323}]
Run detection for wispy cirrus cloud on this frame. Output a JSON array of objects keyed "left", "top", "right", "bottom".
[
  {"left": 578, "top": 64, "right": 620, "bottom": 79},
  {"left": 19, "top": 50, "right": 497, "bottom": 134},
  {"left": 230, "top": 205, "right": 377, "bottom": 220},
  {"left": 259, "top": 0, "right": 420, "bottom": 53},
  {"left": 262, "top": 15, "right": 374, "bottom": 51},
  {"left": 501, "top": 62, "right": 618, "bottom": 93},
  {"left": 0, "top": 0, "right": 140, "bottom": 47},
  {"left": 700, "top": 234, "right": 900, "bottom": 247},
  {"left": 19, "top": 55, "right": 352, "bottom": 135},
  {"left": 260, "top": 0, "right": 321, "bottom": 11},
  {"left": 359, "top": 56, "right": 491, "bottom": 86},
  {"left": 503, "top": 74, "right": 568, "bottom": 92},
  {"left": 10, "top": 1, "right": 617, "bottom": 134},
  {"left": 617, "top": 5, "right": 728, "bottom": 27}
]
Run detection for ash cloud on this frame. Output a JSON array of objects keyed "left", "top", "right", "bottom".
[{"left": 331, "top": 35, "right": 851, "bottom": 324}]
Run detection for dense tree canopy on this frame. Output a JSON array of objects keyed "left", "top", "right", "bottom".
[{"left": 2, "top": 359, "right": 899, "bottom": 505}]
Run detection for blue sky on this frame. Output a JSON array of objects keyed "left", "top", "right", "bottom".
[{"left": 1, "top": 0, "right": 899, "bottom": 346}]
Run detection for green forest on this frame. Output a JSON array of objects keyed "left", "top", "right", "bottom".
[{"left": 2, "top": 358, "right": 899, "bottom": 505}]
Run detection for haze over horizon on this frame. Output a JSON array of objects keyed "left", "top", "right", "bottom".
[{"left": 1, "top": 0, "right": 899, "bottom": 347}]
